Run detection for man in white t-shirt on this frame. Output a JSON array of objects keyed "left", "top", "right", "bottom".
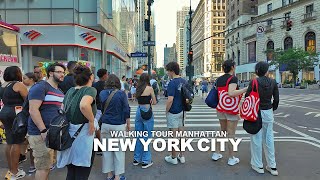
[{"left": 121, "top": 75, "right": 126, "bottom": 91}]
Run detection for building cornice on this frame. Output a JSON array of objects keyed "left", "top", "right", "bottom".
[{"left": 254, "top": 0, "right": 309, "bottom": 21}]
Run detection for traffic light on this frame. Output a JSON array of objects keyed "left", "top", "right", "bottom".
[
  {"left": 286, "top": 20, "right": 292, "bottom": 31},
  {"left": 145, "top": 19, "right": 150, "bottom": 31},
  {"left": 188, "top": 51, "right": 193, "bottom": 64}
]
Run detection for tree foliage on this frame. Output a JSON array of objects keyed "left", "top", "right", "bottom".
[
  {"left": 154, "top": 67, "right": 165, "bottom": 77},
  {"left": 268, "top": 47, "right": 319, "bottom": 85}
]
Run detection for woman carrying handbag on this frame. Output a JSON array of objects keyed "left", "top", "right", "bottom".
[
  {"left": 212, "top": 60, "right": 248, "bottom": 166},
  {"left": 245, "top": 62, "right": 279, "bottom": 176},
  {"left": 99, "top": 74, "right": 131, "bottom": 180},
  {"left": 133, "top": 73, "right": 157, "bottom": 169},
  {"left": 57, "top": 65, "right": 98, "bottom": 180}
]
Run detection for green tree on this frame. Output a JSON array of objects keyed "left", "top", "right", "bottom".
[
  {"left": 268, "top": 47, "right": 319, "bottom": 86},
  {"left": 154, "top": 67, "right": 165, "bottom": 77}
]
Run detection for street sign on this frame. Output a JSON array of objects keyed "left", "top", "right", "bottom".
[
  {"left": 130, "top": 52, "right": 147, "bottom": 58},
  {"left": 143, "top": 41, "right": 156, "bottom": 46},
  {"left": 256, "top": 24, "right": 265, "bottom": 38}
]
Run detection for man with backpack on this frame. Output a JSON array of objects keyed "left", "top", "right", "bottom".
[
  {"left": 164, "top": 62, "right": 192, "bottom": 165},
  {"left": 150, "top": 74, "right": 159, "bottom": 103},
  {"left": 28, "top": 63, "right": 65, "bottom": 180}
]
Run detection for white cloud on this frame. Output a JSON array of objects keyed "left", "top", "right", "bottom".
[{"left": 154, "top": 0, "right": 200, "bottom": 68}]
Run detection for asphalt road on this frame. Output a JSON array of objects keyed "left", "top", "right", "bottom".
[{"left": 0, "top": 88, "right": 319, "bottom": 180}]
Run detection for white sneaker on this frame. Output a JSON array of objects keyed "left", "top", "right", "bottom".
[
  {"left": 211, "top": 153, "right": 223, "bottom": 161},
  {"left": 266, "top": 166, "right": 278, "bottom": 176},
  {"left": 11, "top": 169, "right": 26, "bottom": 180},
  {"left": 177, "top": 154, "right": 185, "bottom": 164},
  {"left": 252, "top": 165, "right": 264, "bottom": 174},
  {"left": 164, "top": 155, "right": 178, "bottom": 165},
  {"left": 227, "top": 157, "right": 240, "bottom": 166}
]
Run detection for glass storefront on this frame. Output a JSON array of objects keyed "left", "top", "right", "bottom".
[{"left": 25, "top": 46, "right": 99, "bottom": 75}]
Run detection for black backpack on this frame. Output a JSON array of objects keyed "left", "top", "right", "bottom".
[
  {"left": 12, "top": 81, "right": 49, "bottom": 135},
  {"left": 152, "top": 81, "right": 158, "bottom": 94},
  {"left": 46, "top": 88, "right": 85, "bottom": 151},
  {"left": 179, "top": 82, "right": 194, "bottom": 111}
]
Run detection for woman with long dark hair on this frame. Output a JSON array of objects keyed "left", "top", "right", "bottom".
[
  {"left": 0, "top": 66, "right": 28, "bottom": 179},
  {"left": 212, "top": 60, "right": 248, "bottom": 166},
  {"left": 57, "top": 65, "right": 97, "bottom": 180},
  {"left": 99, "top": 74, "right": 130, "bottom": 180},
  {"left": 133, "top": 73, "right": 157, "bottom": 169}
]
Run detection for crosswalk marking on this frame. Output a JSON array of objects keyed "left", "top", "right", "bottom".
[
  {"left": 129, "top": 105, "right": 278, "bottom": 136},
  {"left": 280, "top": 94, "right": 320, "bottom": 103},
  {"left": 304, "top": 112, "right": 320, "bottom": 118}
]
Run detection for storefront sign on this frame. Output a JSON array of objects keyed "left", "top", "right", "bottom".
[
  {"left": 80, "top": 32, "right": 97, "bottom": 44},
  {"left": 0, "top": 54, "right": 18, "bottom": 63},
  {"left": 24, "top": 30, "right": 42, "bottom": 40}
]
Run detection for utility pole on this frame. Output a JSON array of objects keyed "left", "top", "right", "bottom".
[
  {"left": 147, "top": 0, "right": 153, "bottom": 76},
  {"left": 187, "top": 0, "right": 193, "bottom": 84}
]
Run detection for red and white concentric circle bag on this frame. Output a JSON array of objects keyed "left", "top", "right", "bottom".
[
  {"left": 216, "top": 76, "right": 242, "bottom": 115},
  {"left": 240, "top": 79, "right": 260, "bottom": 122}
]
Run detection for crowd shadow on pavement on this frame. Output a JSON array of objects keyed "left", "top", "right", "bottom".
[{"left": 1, "top": 141, "right": 319, "bottom": 180}]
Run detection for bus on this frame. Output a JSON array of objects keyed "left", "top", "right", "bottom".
[{"left": 0, "top": 20, "right": 21, "bottom": 83}]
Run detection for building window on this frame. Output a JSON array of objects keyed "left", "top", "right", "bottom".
[
  {"left": 248, "top": 41, "right": 256, "bottom": 63},
  {"left": 267, "top": 3, "right": 272, "bottom": 12},
  {"left": 306, "top": 4, "right": 314, "bottom": 14},
  {"left": 284, "top": 37, "right": 293, "bottom": 50},
  {"left": 282, "top": 0, "right": 287, "bottom": 6},
  {"left": 32, "top": 46, "right": 52, "bottom": 60},
  {"left": 237, "top": 0, "right": 240, "bottom": 6},
  {"left": 237, "top": 10, "right": 240, "bottom": 16},
  {"left": 305, "top": 32, "right": 316, "bottom": 53},
  {"left": 267, "top": 19, "right": 273, "bottom": 26},
  {"left": 251, "top": 6, "right": 256, "bottom": 13},
  {"left": 266, "top": 41, "right": 274, "bottom": 61},
  {"left": 289, "top": 0, "right": 293, "bottom": 4}
]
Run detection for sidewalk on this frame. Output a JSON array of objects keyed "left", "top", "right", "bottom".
[{"left": 1, "top": 141, "right": 319, "bottom": 179}]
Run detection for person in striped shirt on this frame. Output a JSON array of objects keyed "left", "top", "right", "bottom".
[{"left": 28, "top": 63, "right": 65, "bottom": 180}]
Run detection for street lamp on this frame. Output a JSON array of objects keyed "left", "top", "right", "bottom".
[
  {"left": 187, "top": 0, "right": 193, "bottom": 84},
  {"left": 146, "top": 0, "right": 154, "bottom": 76}
]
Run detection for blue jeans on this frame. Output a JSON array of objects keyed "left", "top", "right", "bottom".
[
  {"left": 133, "top": 106, "right": 154, "bottom": 164},
  {"left": 250, "top": 109, "right": 277, "bottom": 168}
]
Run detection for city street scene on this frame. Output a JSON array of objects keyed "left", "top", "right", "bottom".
[{"left": 0, "top": 0, "right": 320, "bottom": 180}]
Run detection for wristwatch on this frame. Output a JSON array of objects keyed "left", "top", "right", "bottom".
[{"left": 40, "top": 128, "right": 48, "bottom": 133}]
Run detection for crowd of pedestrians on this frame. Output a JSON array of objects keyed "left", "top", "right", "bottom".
[{"left": 0, "top": 59, "right": 280, "bottom": 179}]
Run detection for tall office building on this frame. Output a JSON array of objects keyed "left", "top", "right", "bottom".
[
  {"left": 191, "top": 0, "right": 226, "bottom": 78},
  {"left": 135, "top": 0, "right": 156, "bottom": 70},
  {"left": 164, "top": 44, "right": 170, "bottom": 67},
  {"left": 176, "top": 7, "right": 190, "bottom": 72}
]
